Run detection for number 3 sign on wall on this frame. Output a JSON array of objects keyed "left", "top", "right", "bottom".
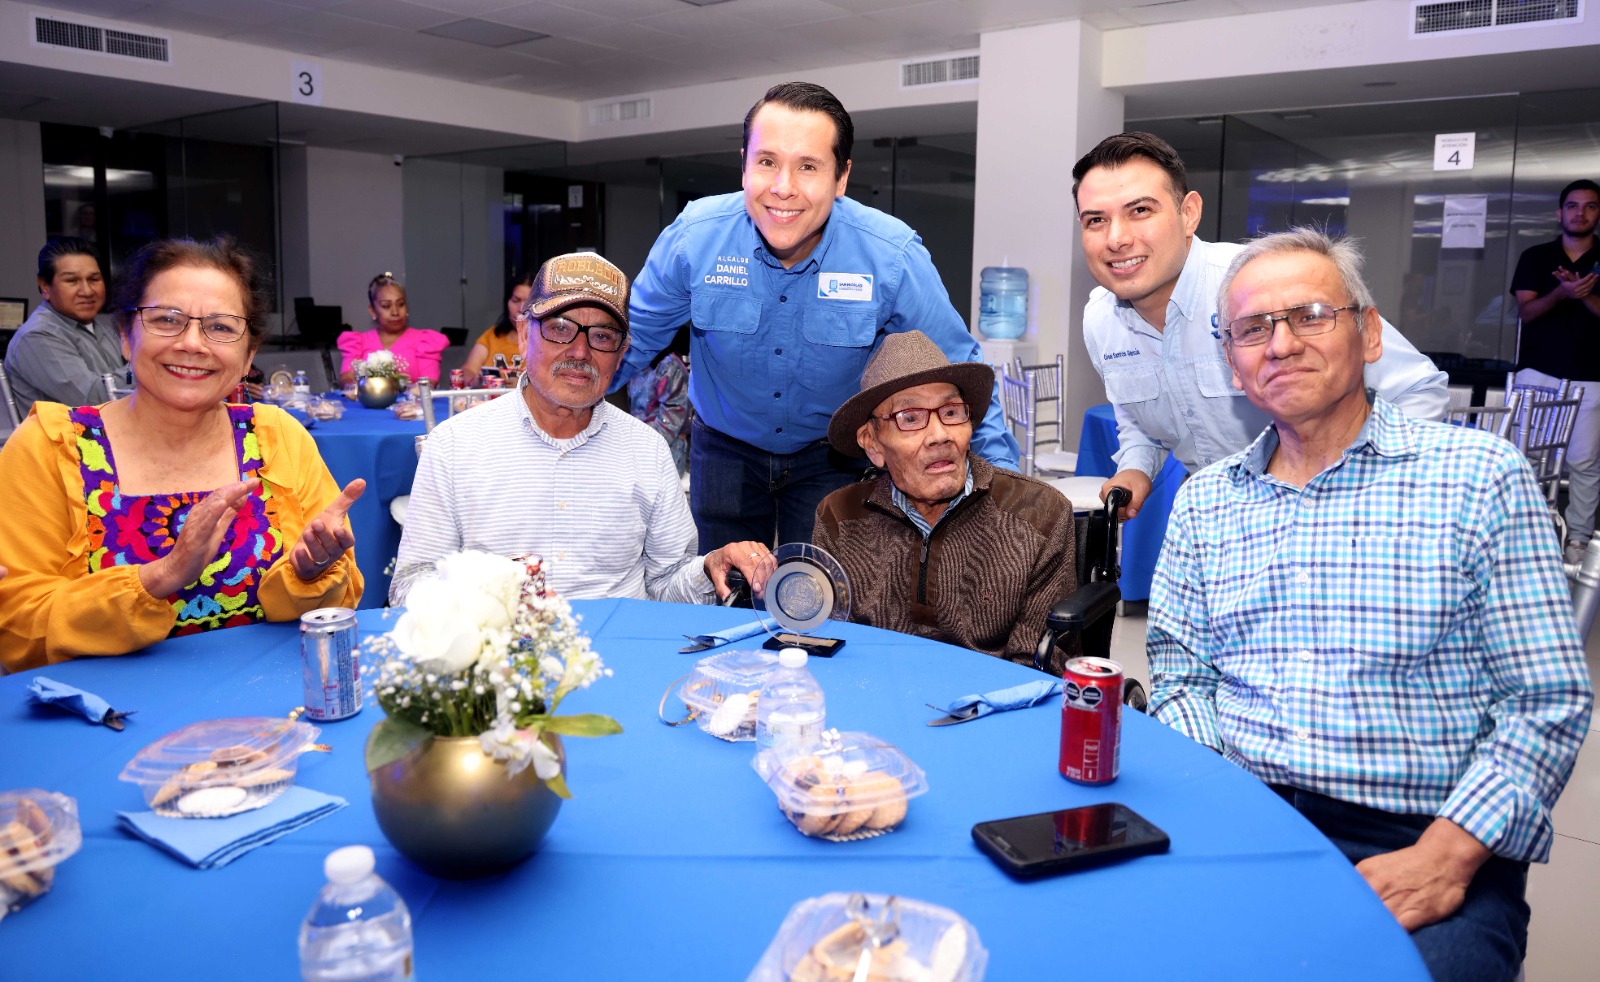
[{"left": 291, "top": 60, "right": 324, "bottom": 106}]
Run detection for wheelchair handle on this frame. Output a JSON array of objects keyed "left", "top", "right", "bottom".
[{"left": 722, "top": 568, "right": 750, "bottom": 608}]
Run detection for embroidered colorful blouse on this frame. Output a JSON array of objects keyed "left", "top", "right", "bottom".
[{"left": 73, "top": 405, "right": 282, "bottom": 636}]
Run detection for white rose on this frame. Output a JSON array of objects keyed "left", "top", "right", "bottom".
[
  {"left": 436, "top": 551, "right": 524, "bottom": 633},
  {"left": 393, "top": 580, "right": 483, "bottom": 673},
  {"left": 367, "top": 349, "right": 395, "bottom": 368}
]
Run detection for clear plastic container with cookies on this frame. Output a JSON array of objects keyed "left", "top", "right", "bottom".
[
  {"left": 0, "top": 790, "right": 83, "bottom": 919},
  {"left": 752, "top": 729, "right": 929, "bottom": 841},
  {"left": 119, "top": 717, "right": 322, "bottom": 818},
  {"left": 673, "top": 649, "right": 780, "bottom": 742},
  {"left": 748, "top": 891, "right": 988, "bottom": 982}
]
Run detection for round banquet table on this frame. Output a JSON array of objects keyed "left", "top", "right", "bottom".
[
  {"left": 0, "top": 601, "right": 1428, "bottom": 980},
  {"left": 303, "top": 402, "right": 426, "bottom": 608}
]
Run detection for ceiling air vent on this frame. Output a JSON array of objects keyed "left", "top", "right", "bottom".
[
  {"left": 1412, "top": 0, "right": 1580, "bottom": 36},
  {"left": 589, "top": 97, "right": 651, "bottom": 125},
  {"left": 901, "top": 51, "right": 979, "bottom": 89},
  {"left": 33, "top": 15, "right": 172, "bottom": 63}
]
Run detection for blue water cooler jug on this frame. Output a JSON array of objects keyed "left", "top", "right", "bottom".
[{"left": 978, "top": 267, "right": 1028, "bottom": 339}]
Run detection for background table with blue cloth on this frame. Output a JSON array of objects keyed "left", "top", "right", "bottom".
[
  {"left": 1075, "top": 403, "right": 1188, "bottom": 603},
  {"left": 0, "top": 602, "right": 1428, "bottom": 979},
  {"left": 305, "top": 403, "right": 425, "bottom": 607}
]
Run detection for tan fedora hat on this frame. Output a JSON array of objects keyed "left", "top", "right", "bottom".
[
  {"left": 828, "top": 331, "right": 995, "bottom": 457},
  {"left": 524, "top": 252, "right": 630, "bottom": 330}
]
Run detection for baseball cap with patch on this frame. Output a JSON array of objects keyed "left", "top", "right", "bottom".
[{"left": 522, "top": 252, "right": 630, "bottom": 330}]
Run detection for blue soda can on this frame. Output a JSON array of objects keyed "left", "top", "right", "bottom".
[{"left": 301, "top": 607, "right": 362, "bottom": 721}]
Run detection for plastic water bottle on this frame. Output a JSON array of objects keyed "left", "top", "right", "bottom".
[
  {"left": 293, "top": 370, "right": 311, "bottom": 395},
  {"left": 755, "top": 647, "right": 827, "bottom": 752},
  {"left": 299, "top": 845, "right": 414, "bottom": 982},
  {"left": 978, "top": 266, "right": 1028, "bottom": 339}
]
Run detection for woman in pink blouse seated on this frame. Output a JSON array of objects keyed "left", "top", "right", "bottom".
[{"left": 336, "top": 272, "right": 448, "bottom": 387}]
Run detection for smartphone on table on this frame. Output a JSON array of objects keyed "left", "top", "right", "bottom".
[{"left": 972, "top": 802, "right": 1169, "bottom": 879}]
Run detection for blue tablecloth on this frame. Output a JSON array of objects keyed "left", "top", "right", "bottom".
[
  {"left": 1075, "top": 403, "right": 1187, "bottom": 602},
  {"left": 306, "top": 403, "right": 425, "bottom": 608},
  {"left": 0, "top": 603, "right": 1427, "bottom": 980}
]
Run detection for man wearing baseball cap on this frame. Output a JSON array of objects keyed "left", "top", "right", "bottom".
[
  {"left": 393, "top": 252, "right": 774, "bottom": 604},
  {"left": 812, "top": 331, "right": 1078, "bottom": 669}
]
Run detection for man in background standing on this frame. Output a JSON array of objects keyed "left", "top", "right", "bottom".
[
  {"left": 1072, "top": 132, "right": 1448, "bottom": 517},
  {"left": 1511, "top": 178, "right": 1600, "bottom": 563},
  {"left": 618, "top": 81, "right": 1017, "bottom": 549}
]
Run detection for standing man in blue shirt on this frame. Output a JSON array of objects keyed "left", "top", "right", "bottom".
[
  {"left": 618, "top": 82, "right": 1018, "bottom": 547},
  {"left": 1149, "top": 228, "right": 1592, "bottom": 982}
]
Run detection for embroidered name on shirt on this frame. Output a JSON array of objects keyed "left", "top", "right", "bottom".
[
  {"left": 1102, "top": 349, "right": 1143, "bottom": 361},
  {"left": 704, "top": 255, "right": 749, "bottom": 288},
  {"left": 818, "top": 272, "right": 874, "bottom": 301}
]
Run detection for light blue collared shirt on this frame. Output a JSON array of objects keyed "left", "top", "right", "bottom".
[{"left": 891, "top": 467, "right": 975, "bottom": 537}]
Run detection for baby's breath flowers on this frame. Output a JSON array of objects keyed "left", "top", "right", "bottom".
[{"left": 364, "top": 551, "right": 621, "bottom": 797}]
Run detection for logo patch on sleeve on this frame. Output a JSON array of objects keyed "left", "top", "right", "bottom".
[{"left": 818, "top": 272, "right": 874, "bottom": 301}]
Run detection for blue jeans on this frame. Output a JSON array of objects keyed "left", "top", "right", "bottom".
[
  {"left": 1270, "top": 785, "right": 1529, "bottom": 982},
  {"left": 689, "top": 416, "right": 868, "bottom": 548}
]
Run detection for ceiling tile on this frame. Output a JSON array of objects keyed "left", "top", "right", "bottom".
[
  {"left": 544, "top": 0, "right": 682, "bottom": 18},
  {"left": 502, "top": 37, "right": 625, "bottom": 62},
  {"left": 420, "top": 17, "right": 548, "bottom": 45},
  {"left": 271, "top": 0, "right": 349, "bottom": 10},
  {"left": 322, "top": 0, "right": 459, "bottom": 30},
  {"left": 712, "top": 0, "right": 854, "bottom": 28},
  {"left": 227, "top": 25, "right": 363, "bottom": 56},
  {"left": 558, "top": 20, "right": 680, "bottom": 53},
  {"left": 267, "top": 11, "right": 379, "bottom": 45},
  {"left": 408, "top": 0, "right": 528, "bottom": 15},
  {"left": 153, "top": 0, "right": 311, "bottom": 29},
  {"left": 29, "top": 0, "right": 155, "bottom": 19},
  {"left": 117, "top": 7, "right": 240, "bottom": 38},
  {"left": 481, "top": 2, "right": 615, "bottom": 35},
  {"left": 635, "top": 4, "right": 760, "bottom": 41}
]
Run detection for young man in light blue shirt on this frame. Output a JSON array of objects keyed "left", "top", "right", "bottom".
[
  {"left": 1073, "top": 132, "right": 1448, "bottom": 519},
  {"left": 617, "top": 82, "right": 1018, "bottom": 548}
]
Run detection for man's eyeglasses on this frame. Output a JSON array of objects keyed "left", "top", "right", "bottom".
[
  {"left": 1211, "top": 303, "right": 1359, "bottom": 347},
  {"left": 873, "top": 401, "right": 972, "bottom": 432},
  {"left": 528, "top": 315, "right": 626, "bottom": 353},
  {"left": 132, "top": 307, "right": 250, "bottom": 344}
]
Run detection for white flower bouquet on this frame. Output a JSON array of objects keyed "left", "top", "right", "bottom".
[
  {"left": 363, "top": 551, "right": 621, "bottom": 796},
  {"left": 352, "top": 348, "right": 410, "bottom": 383}
]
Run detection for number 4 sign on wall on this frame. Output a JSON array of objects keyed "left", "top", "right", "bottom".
[
  {"left": 1434, "top": 132, "right": 1475, "bottom": 171},
  {"left": 291, "top": 60, "right": 324, "bottom": 107}
]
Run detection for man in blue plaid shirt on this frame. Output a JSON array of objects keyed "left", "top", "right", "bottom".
[{"left": 1148, "top": 228, "right": 1593, "bottom": 982}]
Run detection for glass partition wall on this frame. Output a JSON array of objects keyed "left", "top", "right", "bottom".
[{"left": 1134, "top": 88, "right": 1600, "bottom": 369}]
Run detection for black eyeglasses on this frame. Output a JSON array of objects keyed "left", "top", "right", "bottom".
[
  {"left": 1211, "top": 303, "right": 1359, "bottom": 347},
  {"left": 531, "top": 315, "right": 626, "bottom": 353},
  {"left": 873, "top": 401, "right": 972, "bottom": 432},
  {"left": 132, "top": 307, "right": 250, "bottom": 344}
]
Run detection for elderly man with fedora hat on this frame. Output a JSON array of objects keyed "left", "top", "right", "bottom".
[
  {"left": 813, "top": 331, "right": 1078, "bottom": 668},
  {"left": 392, "top": 252, "right": 773, "bottom": 605}
]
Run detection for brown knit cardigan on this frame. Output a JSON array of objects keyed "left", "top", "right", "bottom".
[{"left": 812, "top": 455, "right": 1078, "bottom": 671}]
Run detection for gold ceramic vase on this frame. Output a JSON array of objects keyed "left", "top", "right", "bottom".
[
  {"left": 356, "top": 375, "right": 401, "bottom": 409},
  {"left": 369, "top": 734, "right": 564, "bottom": 878}
]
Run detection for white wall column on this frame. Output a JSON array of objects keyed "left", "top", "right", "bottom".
[
  {"left": 0, "top": 118, "right": 47, "bottom": 307},
  {"left": 972, "top": 20, "right": 1123, "bottom": 444}
]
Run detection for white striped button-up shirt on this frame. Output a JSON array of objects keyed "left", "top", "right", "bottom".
[{"left": 390, "top": 383, "right": 713, "bottom": 605}]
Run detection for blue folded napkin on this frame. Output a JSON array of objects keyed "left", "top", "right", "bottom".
[
  {"left": 118, "top": 786, "right": 347, "bottom": 869},
  {"left": 705, "top": 619, "right": 769, "bottom": 648},
  {"left": 28, "top": 677, "right": 115, "bottom": 725},
  {"left": 944, "top": 679, "right": 1063, "bottom": 721}
]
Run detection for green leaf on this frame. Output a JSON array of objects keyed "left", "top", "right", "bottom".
[
  {"left": 538, "top": 713, "right": 624, "bottom": 738},
  {"left": 544, "top": 769, "right": 573, "bottom": 800},
  {"left": 364, "top": 716, "right": 433, "bottom": 774}
]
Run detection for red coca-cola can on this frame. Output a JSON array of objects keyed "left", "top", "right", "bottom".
[
  {"left": 233, "top": 382, "right": 249, "bottom": 404},
  {"left": 1058, "top": 656, "right": 1122, "bottom": 784},
  {"left": 449, "top": 369, "right": 466, "bottom": 390}
]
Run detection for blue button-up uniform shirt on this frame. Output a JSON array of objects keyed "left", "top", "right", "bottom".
[
  {"left": 1082, "top": 237, "right": 1450, "bottom": 479},
  {"left": 1148, "top": 397, "right": 1593, "bottom": 862},
  {"left": 619, "top": 193, "right": 1019, "bottom": 468}
]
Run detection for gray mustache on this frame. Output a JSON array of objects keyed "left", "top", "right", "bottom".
[{"left": 552, "top": 359, "right": 599, "bottom": 381}]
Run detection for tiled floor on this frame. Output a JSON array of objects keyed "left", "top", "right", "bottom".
[{"left": 1104, "top": 609, "right": 1600, "bottom": 979}]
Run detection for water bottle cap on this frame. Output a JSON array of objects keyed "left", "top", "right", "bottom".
[
  {"left": 778, "top": 647, "right": 808, "bottom": 669},
  {"left": 325, "top": 844, "right": 375, "bottom": 883}
]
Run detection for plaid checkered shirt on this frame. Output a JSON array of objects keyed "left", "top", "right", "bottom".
[{"left": 1148, "top": 396, "right": 1594, "bottom": 862}]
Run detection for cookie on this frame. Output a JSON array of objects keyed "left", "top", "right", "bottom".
[{"left": 854, "top": 771, "right": 907, "bottom": 830}]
